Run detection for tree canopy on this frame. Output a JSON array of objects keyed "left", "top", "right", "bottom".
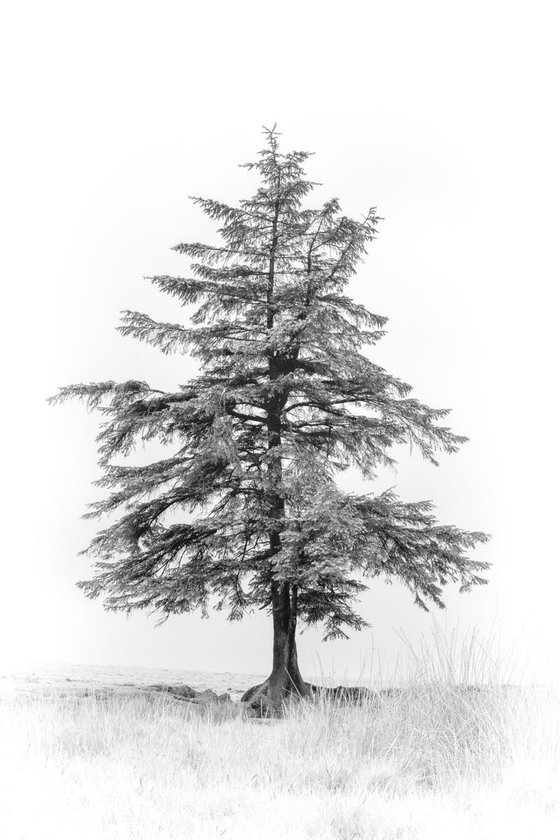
[{"left": 50, "top": 127, "right": 489, "bottom": 708}]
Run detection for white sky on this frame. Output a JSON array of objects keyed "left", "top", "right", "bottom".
[{"left": 1, "top": 0, "right": 559, "bottom": 683}]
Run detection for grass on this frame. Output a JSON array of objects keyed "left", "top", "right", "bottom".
[{"left": 1, "top": 635, "right": 560, "bottom": 839}]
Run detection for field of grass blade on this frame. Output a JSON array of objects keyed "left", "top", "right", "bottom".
[{"left": 1, "top": 638, "right": 559, "bottom": 840}]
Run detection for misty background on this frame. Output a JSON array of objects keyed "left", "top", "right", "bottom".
[{"left": 1, "top": 0, "right": 558, "bottom": 682}]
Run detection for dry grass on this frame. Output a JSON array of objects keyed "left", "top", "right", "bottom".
[{"left": 1, "top": 639, "right": 560, "bottom": 839}]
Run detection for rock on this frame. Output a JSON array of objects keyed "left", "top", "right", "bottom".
[
  {"left": 217, "top": 692, "right": 232, "bottom": 703},
  {"left": 148, "top": 684, "right": 233, "bottom": 705},
  {"left": 149, "top": 683, "right": 197, "bottom": 700},
  {"left": 190, "top": 689, "right": 218, "bottom": 705},
  {"left": 308, "top": 684, "right": 374, "bottom": 702},
  {"left": 189, "top": 689, "right": 232, "bottom": 705}
]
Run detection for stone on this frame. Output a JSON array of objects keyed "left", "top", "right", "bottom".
[
  {"left": 311, "top": 685, "right": 374, "bottom": 702},
  {"left": 149, "top": 683, "right": 197, "bottom": 700},
  {"left": 217, "top": 692, "right": 232, "bottom": 703},
  {"left": 189, "top": 688, "right": 232, "bottom": 705}
]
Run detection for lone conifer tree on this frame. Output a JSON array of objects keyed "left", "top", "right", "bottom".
[{"left": 51, "top": 128, "right": 488, "bottom": 712}]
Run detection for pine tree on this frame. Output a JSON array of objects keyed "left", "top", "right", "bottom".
[{"left": 50, "top": 127, "right": 489, "bottom": 713}]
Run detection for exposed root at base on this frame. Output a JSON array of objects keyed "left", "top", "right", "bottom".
[{"left": 240, "top": 680, "right": 374, "bottom": 717}]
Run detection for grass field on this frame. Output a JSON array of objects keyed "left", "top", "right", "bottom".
[{"left": 2, "top": 642, "right": 559, "bottom": 839}]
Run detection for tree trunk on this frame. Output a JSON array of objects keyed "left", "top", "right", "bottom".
[
  {"left": 269, "top": 581, "right": 307, "bottom": 700},
  {"left": 240, "top": 582, "right": 310, "bottom": 715},
  {"left": 242, "top": 190, "right": 310, "bottom": 715}
]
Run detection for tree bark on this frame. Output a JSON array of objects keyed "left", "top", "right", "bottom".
[
  {"left": 269, "top": 581, "right": 307, "bottom": 698},
  {"left": 241, "top": 582, "right": 309, "bottom": 715},
  {"left": 242, "top": 183, "right": 311, "bottom": 715}
]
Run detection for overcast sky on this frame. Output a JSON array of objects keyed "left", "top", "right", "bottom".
[{"left": 1, "top": 0, "right": 558, "bottom": 683}]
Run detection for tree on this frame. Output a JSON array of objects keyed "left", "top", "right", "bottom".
[{"left": 50, "top": 127, "right": 489, "bottom": 713}]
